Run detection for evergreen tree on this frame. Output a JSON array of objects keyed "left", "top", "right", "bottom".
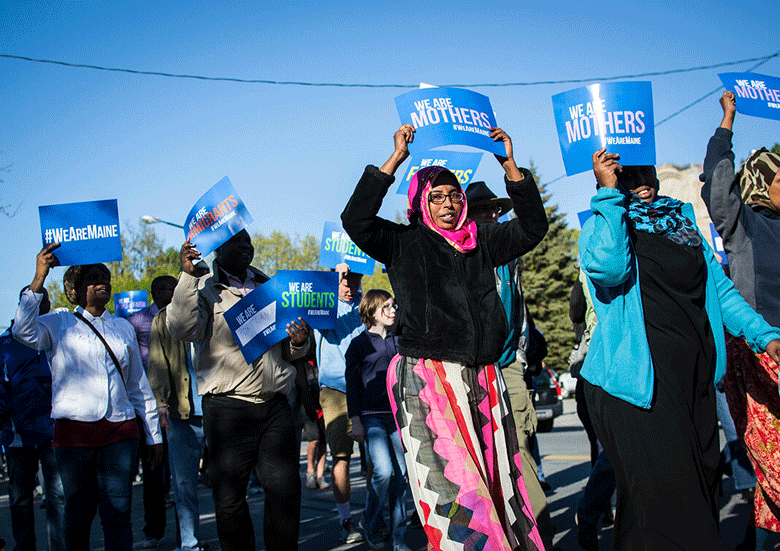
[{"left": 520, "top": 160, "right": 580, "bottom": 373}]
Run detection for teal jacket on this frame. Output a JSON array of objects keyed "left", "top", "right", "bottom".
[{"left": 579, "top": 187, "right": 780, "bottom": 409}]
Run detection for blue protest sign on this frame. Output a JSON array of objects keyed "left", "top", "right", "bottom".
[
  {"left": 319, "top": 221, "right": 376, "bottom": 275},
  {"left": 273, "top": 271, "right": 338, "bottom": 330},
  {"left": 224, "top": 271, "right": 338, "bottom": 364},
  {"left": 113, "top": 290, "right": 148, "bottom": 318},
  {"left": 224, "top": 281, "right": 281, "bottom": 364},
  {"left": 184, "top": 177, "right": 254, "bottom": 257},
  {"left": 709, "top": 223, "right": 728, "bottom": 265},
  {"left": 397, "top": 151, "right": 483, "bottom": 195},
  {"left": 719, "top": 73, "right": 780, "bottom": 121},
  {"left": 577, "top": 209, "right": 594, "bottom": 228},
  {"left": 552, "top": 81, "right": 656, "bottom": 176},
  {"left": 395, "top": 88, "right": 504, "bottom": 156},
  {"left": 39, "top": 199, "right": 122, "bottom": 266}
]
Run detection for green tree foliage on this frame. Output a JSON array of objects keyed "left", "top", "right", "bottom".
[
  {"left": 771, "top": 143, "right": 780, "bottom": 155},
  {"left": 251, "top": 231, "right": 321, "bottom": 276},
  {"left": 520, "top": 160, "right": 580, "bottom": 373}
]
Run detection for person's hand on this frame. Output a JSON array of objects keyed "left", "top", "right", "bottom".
[
  {"left": 180, "top": 239, "right": 202, "bottom": 276},
  {"left": 490, "top": 127, "right": 522, "bottom": 181},
  {"left": 765, "top": 339, "right": 780, "bottom": 367},
  {"left": 719, "top": 91, "right": 736, "bottom": 131},
  {"left": 30, "top": 242, "right": 61, "bottom": 293},
  {"left": 146, "top": 443, "right": 164, "bottom": 471},
  {"left": 393, "top": 124, "right": 415, "bottom": 158},
  {"left": 720, "top": 91, "right": 736, "bottom": 117},
  {"left": 158, "top": 406, "right": 171, "bottom": 431},
  {"left": 593, "top": 148, "right": 622, "bottom": 190},
  {"left": 380, "top": 124, "right": 415, "bottom": 176},
  {"left": 350, "top": 416, "right": 365, "bottom": 444},
  {"left": 286, "top": 317, "right": 310, "bottom": 347},
  {"left": 335, "top": 262, "right": 350, "bottom": 282}
]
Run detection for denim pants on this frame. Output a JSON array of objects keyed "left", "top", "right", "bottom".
[
  {"left": 7, "top": 445, "right": 65, "bottom": 551},
  {"left": 55, "top": 438, "right": 139, "bottom": 551},
  {"left": 716, "top": 386, "right": 756, "bottom": 491},
  {"left": 167, "top": 416, "right": 205, "bottom": 551},
  {"left": 363, "top": 413, "right": 408, "bottom": 546},
  {"left": 203, "top": 394, "right": 301, "bottom": 551}
]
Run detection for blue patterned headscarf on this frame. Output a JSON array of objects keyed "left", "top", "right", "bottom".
[{"left": 626, "top": 195, "right": 702, "bottom": 247}]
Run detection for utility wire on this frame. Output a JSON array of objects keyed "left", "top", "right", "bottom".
[
  {"left": 1, "top": 52, "right": 778, "bottom": 88},
  {"left": 655, "top": 48, "right": 780, "bottom": 126}
]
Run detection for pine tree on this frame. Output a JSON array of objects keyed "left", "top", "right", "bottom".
[{"left": 521, "top": 160, "right": 580, "bottom": 373}]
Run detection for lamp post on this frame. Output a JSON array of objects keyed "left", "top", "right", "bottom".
[{"left": 141, "top": 215, "right": 183, "bottom": 229}]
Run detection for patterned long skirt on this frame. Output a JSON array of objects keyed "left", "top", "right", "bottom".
[
  {"left": 387, "top": 356, "right": 544, "bottom": 551},
  {"left": 723, "top": 335, "right": 780, "bottom": 533}
]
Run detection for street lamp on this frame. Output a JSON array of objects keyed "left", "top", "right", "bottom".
[{"left": 141, "top": 215, "right": 183, "bottom": 229}]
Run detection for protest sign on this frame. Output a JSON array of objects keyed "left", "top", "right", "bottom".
[
  {"left": 39, "top": 199, "right": 122, "bottom": 266},
  {"left": 719, "top": 73, "right": 780, "bottom": 121},
  {"left": 319, "top": 221, "right": 375, "bottom": 275},
  {"left": 224, "top": 271, "right": 338, "bottom": 363},
  {"left": 397, "top": 151, "right": 483, "bottom": 195},
  {"left": 552, "top": 81, "right": 656, "bottom": 176},
  {"left": 184, "top": 177, "right": 254, "bottom": 257},
  {"left": 395, "top": 87, "right": 504, "bottom": 156},
  {"left": 113, "top": 290, "right": 148, "bottom": 318},
  {"left": 709, "top": 223, "right": 728, "bottom": 265}
]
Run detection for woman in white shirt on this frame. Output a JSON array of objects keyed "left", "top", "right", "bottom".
[{"left": 13, "top": 242, "right": 162, "bottom": 551}]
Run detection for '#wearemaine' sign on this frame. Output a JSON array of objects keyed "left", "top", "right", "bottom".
[
  {"left": 395, "top": 87, "right": 504, "bottom": 156},
  {"left": 184, "top": 177, "right": 254, "bottom": 257},
  {"left": 39, "top": 199, "right": 122, "bottom": 266},
  {"left": 319, "top": 221, "right": 375, "bottom": 275},
  {"left": 552, "top": 81, "right": 656, "bottom": 176},
  {"left": 719, "top": 72, "right": 780, "bottom": 121},
  {"left": 224, "top": 271, "right": 337, "bottom": 363}
]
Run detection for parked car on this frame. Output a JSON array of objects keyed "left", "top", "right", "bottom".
[
  {"left": 557, "top": 370, "right": 578, "bottom": 398},
  {"left": 533, "top": 368, "right": 563, "bottom": 432}
]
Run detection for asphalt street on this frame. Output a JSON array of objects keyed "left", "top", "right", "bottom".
[{"left": 0, "top": 398, "right": 775, "bottom": 550}]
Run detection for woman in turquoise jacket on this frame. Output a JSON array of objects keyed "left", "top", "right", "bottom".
[{"left": 578, "top": 148, "right": 780, "bottom": 551}]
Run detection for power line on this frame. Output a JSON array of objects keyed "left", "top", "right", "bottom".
[{"left": 1, "top": 52, "right": 778, "bottom": 88}]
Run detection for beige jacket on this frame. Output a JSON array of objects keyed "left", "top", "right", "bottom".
[
  {"left": 147, "top": 307, "right": 194, "bottom": 419},
  {"left": 166, "top": 265, "right": 307, "bottom": 401}
]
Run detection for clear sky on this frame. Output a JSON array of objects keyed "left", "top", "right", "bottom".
[{"left": 1, "top": 0, "right": 779, "bottom": 325}]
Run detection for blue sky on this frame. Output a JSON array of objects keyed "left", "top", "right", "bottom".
[{"left": 1, "top": 0, "right": 779, "bottom": 324}]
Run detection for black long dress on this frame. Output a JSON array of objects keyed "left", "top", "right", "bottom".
[{"left": 584, "top": 230, "right": 728, "bottom": 551}]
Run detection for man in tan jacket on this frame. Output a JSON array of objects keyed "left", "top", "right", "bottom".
[{"left": 167, "top": 230, "right": 310, "bottom": 551}]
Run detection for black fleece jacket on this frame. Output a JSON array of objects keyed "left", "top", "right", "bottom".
[{"left": 341, "top": 165, "right": 548, "bottom": 366}]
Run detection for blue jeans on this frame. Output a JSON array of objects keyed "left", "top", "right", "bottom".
[
  {"left": 363, "top": 413, "right": 408, "bottom": 546},
  {"left": 7, "top": 445, "right": 65, "bottom": 551},
  {"left": 55, "top": 438, "right": 139, "bottom": 551},
  {"left": 167, "top": 416, "right": 205, "bottom": 551},
  {"left": 716, "top": 387, "right": 756, "bottom": 491}
]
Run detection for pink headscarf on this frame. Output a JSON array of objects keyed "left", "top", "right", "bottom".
[{"left": 407, "top": 166, "right": 477, "bottom": 253}]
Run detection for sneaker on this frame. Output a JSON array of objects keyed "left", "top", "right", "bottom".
[
  {"left": 576, "top": 513, "right": 598, "bottom": 551},
  {"left": 306, "top": 472, "right": 317, "bottom": 489},
  {"left": 393, "top": 544, "right": 412, "bottom": 551},
  {"left": 340, "top": 518, "right": 364, "bottom": 544},
  {"left": 601, "top": 507, "right": 614, "bottom": 526},
  {"left": 143, "top": 538, "right": 160, "bottom": 550},
  {"left": 316, "top": 476, "right": 330, "bottom": 490}
]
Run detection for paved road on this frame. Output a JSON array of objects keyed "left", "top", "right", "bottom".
[{"left": 0, "top": 398, "right": 774, "bottom": 550}]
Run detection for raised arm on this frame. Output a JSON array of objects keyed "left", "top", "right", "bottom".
[
  {"left": 701, "top": 91, "right": 744, "bottom": 242},
  {"left": 167, "top": 240, "right": 210, "bottom": 342},
  {"left": 579, "top": 150, "right": 634, "bottom": 287},
  {"left": 13, "top": 244, "right": 60, "bottom": 351},
  {"left": 341, "top": 126, "right": 410, "bottom": 265}
]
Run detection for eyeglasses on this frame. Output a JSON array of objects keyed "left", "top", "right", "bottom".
[
  {"left": 429, "top": 192, "right": 464, "bottom": 205},
  {"left": 382, "top": 303, "right": 398, "bottom": 313}
]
